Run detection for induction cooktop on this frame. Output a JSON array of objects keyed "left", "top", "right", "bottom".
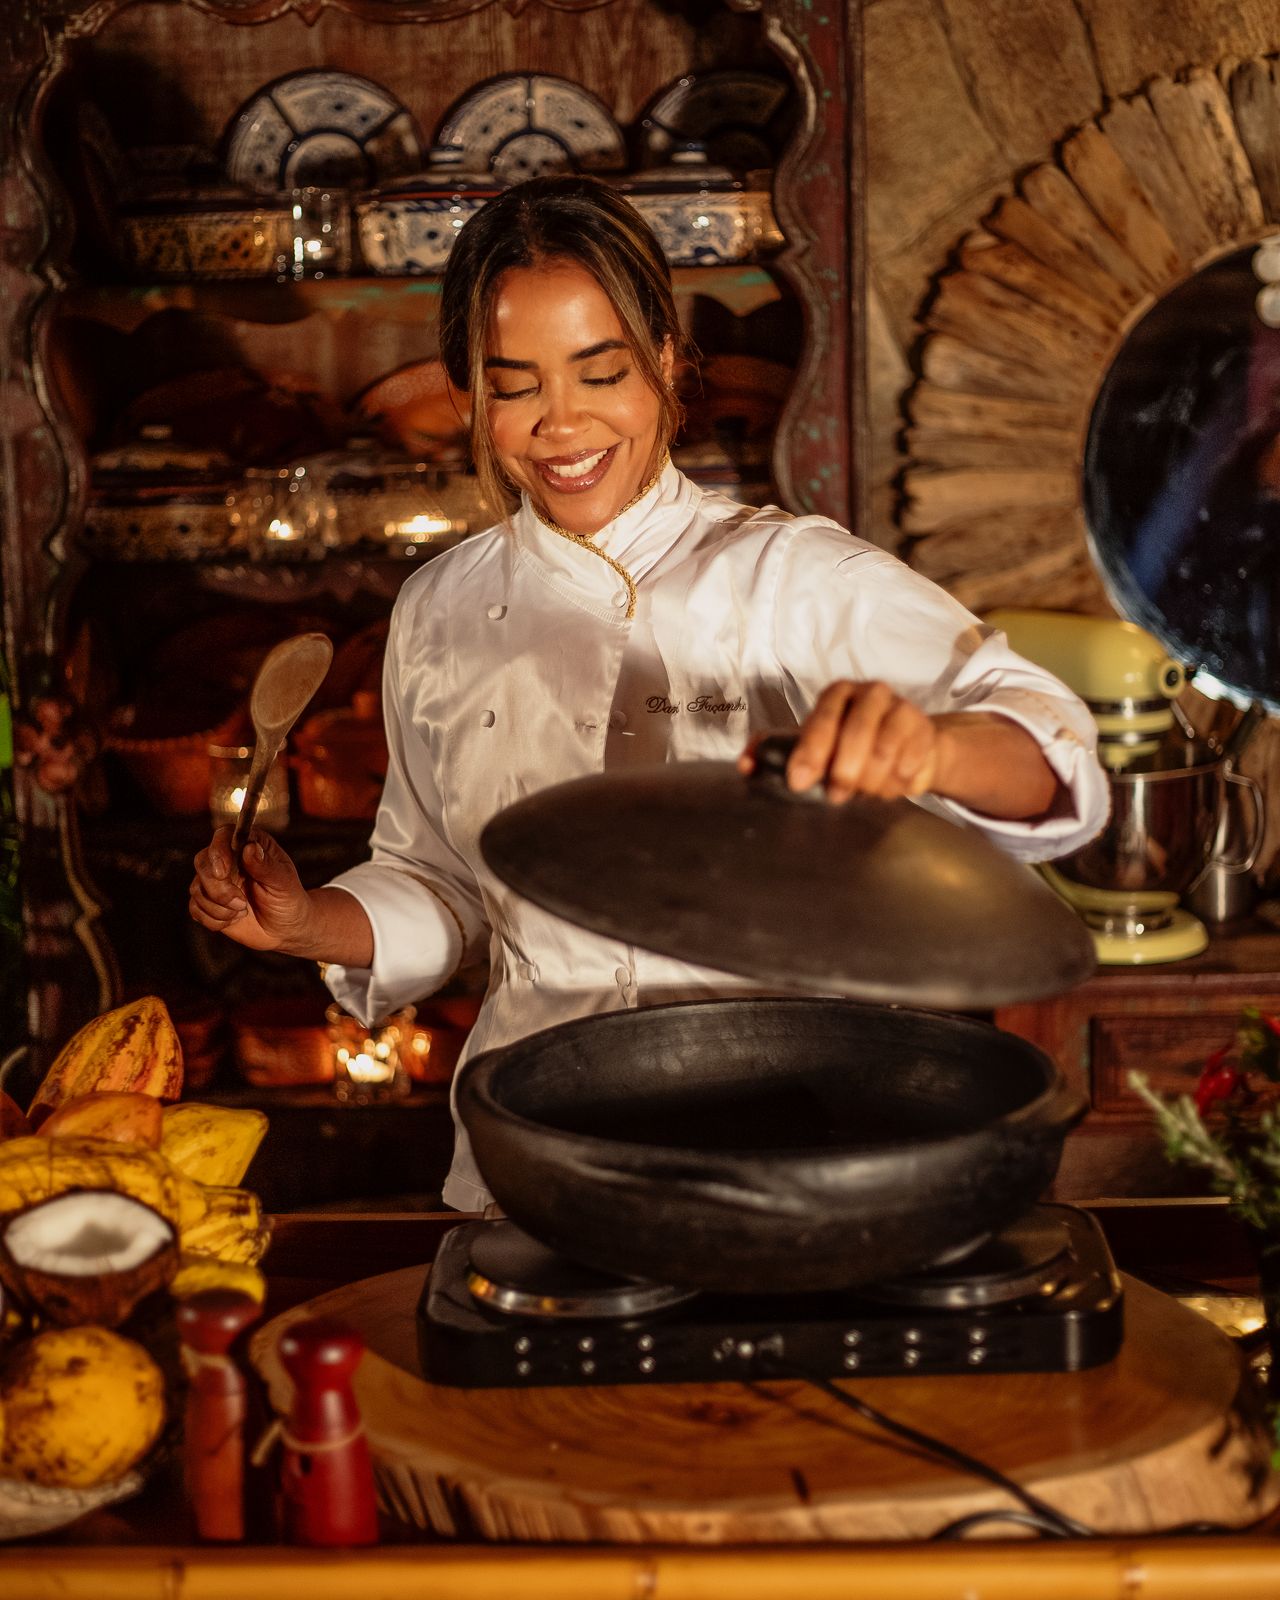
[{"left": 417, "top": 1203, "right": 1123, "bottom": 1388}]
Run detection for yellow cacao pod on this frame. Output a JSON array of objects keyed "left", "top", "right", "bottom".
[
  {"left": 0, "top": 1136, "right": 206, "bottom": 1232},
  {"left": 171, "top": 1254, "right": 266, "bottom": 1303},
  {"left": 160, "top": 1103, "right": 267, "bottom": 1188},
  {"left": 28, "top": 997, "right": 183, "bottom": 1126},
  {"left": 180, "top": 1187, "right": 270, "bottom": 1265}
]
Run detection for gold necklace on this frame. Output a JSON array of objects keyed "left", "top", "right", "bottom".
[{"left": 531, "top": 454, "right": 670, "bottom": 621}]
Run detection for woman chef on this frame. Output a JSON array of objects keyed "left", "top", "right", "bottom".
[{"left": 190, "top": 175, "right": 1108, "bottom": 1212}]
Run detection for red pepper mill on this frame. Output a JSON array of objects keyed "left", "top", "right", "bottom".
[
  {"left": 176, "top": 1289, "right": 261, "bottom": 1542},
  {"left": 277, "top": 1316, "right": 379, "bottom": 1546}
]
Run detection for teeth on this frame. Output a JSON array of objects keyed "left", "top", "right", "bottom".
[{"left": 544, "top": 450, "right": 607, "bottom": 480}]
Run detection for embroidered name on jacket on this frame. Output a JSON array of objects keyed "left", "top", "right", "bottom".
[{"left": 645, "top": 694, "right": 748, "bottom": 716}]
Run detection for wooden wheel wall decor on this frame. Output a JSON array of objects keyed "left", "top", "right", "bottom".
[{"left": 899, "top": 59, "right": 1280, "bottom": 619}]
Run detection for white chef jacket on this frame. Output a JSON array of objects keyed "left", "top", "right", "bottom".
[{"left": 324, "top": 463, "right": 1108, "bottom": 1210}]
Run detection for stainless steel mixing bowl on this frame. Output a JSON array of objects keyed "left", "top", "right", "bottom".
[{"left": 1053, "top": 740, "right": 1222, "bottom": 911}]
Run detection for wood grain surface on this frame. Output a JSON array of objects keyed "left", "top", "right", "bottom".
[{"left": 251, "top": 1264, "right": 1279, "bottom": 1544}]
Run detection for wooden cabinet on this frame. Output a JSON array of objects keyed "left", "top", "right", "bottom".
[
  {"left": 0, "top": 0, "right": 864, "bottom": 1079},
  {"left": 996, "top": 924, "right": 1280, "bottom": 1200}
]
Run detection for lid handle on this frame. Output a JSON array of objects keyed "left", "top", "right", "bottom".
[
  {"left": 750, "top": 733, "right": 825, "bottom": 801},
  {"left": 750, "top": 732, "right": 796, "bottom": 780}
]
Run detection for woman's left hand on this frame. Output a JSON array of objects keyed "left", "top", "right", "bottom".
[{"left": 739, "top": 680, "right": 941, "bottom": 803}]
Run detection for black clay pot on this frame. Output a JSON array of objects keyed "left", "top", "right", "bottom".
[{"left": 455, "top": 997, "right": 1086, "bottom": 1293}]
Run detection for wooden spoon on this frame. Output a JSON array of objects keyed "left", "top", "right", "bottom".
[{"left": 231, "top": 632, "right": 333, "bottom": 857}]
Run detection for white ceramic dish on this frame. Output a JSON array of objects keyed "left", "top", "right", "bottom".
[
  {"left": 224, "top": 71, "right": 423, "bottom": 194},
  {"left": 436, "top": 74, "right": 625, "bottom": 185},
  {"left": 0, "top": 1471, "right": 144, "bottom": 1540}
]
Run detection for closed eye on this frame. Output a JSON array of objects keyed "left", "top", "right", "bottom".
[{"left": 490, "top": 368, "right": 630, "bottom": 400}]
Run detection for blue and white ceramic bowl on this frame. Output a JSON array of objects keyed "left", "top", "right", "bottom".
[
  {"left": 615, "top": 147, "right": 783, "bottom": 266},
  {"left": 355, "top": 146, "right": 501, "bottom": 274}
]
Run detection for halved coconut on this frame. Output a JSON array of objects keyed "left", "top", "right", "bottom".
[{"left": 0, "top": 1190, "right": 177, "bottom": 1327}]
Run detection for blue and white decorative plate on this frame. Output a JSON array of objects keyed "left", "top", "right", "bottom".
[
  {"left": 641, "top": 70, "right": 791, "bottom": 171},
  {"left": 436, "top": 74, "right": 625, "bottom": 186},
  {"left": 224, "top": 71, "right": 423, "bottom": 194}
]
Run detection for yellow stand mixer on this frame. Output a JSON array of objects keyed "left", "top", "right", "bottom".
[{"left": 987, "top": 609, "right": 1260, "bottom": 965}]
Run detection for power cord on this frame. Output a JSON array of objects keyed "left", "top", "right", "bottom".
[
  {"left": 931, "top": 1509, "right": 1079, "bottom": 1540},
  {"left": 756, "top": 1354, "right": 1091, "bottom": 1538},
  {"left": 755, "top": 1352, "right": 1235, "bottom": 1541}
]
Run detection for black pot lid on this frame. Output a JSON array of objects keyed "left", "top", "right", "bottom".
[
  {"left": 480, "top": 739, "right": 1096, "bottom": 1008},
  {"left": 1084, "top": 246, "right": 1280, "bottom": 715}
]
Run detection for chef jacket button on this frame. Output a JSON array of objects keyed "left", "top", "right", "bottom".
[
  {"left": 609, "top": 710, "right": 627, "bottom": 729},
  {"left": 517, "top": 961, "right": 537, "bottom": 981},
  {"left": 487, "top": 604, "right": 507, "bottom": 620},
  {"left": 481, "top": 710, "right": 496, "bottom": 728},
  {"left": 614, "top": 966, "right": 631, "bottom": 987},
  {"left": 612, "top": 590, "right": 628, "bottom": 609}
]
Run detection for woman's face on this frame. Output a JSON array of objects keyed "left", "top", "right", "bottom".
[{"left": 484, "top": 261, "right": 670, "bottom": 537}]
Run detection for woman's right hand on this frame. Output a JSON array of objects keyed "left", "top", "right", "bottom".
[{"left": 188, "top": 827, "right": 314, "bottom": 954}]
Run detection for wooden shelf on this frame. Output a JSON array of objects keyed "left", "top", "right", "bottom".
[
  {"left": 76, "top": 544, "right": 457, "bottom": 572},
  {"left": 222, "top": 1086, "right": 456, "bottom": 1213},
  {"left": 60, "top": 264, "right": 783, "bottom": 329},
  {"left": 205, "top": 1081, "right": 449, "bottom": 1113}
]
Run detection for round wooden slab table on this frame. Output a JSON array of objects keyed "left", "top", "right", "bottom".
[{"left": 250, "top": 1265, "right": 1279, "bottom": 1543}]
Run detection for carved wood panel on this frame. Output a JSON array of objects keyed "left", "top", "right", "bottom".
[{"left": 766, "top": 0, "right": 861, "bottom": 526}]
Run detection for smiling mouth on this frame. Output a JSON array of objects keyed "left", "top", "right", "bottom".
[{"left": 532, "top": 445, "right": 618, "bottom": 493}]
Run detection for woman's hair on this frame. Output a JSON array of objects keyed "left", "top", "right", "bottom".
[{"left": 440, "top": 174, "right": 686, "bottom": 519}]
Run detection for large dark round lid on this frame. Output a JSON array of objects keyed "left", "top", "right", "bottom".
[{"left": 480, "top": 741, "right": 1095, "bottom": 1007}]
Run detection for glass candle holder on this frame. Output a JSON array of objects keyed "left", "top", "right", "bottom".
[
  {"left": 231, "top": 465, "right": 333, "bottom": 558},
  {"left": 208, "top": 743, "right": 290, "bottom": 833},
  {"left": 326, "top": 1004, "right": 415, "bottom": 1104},
  {"left": 277, "top": 187, "right": 351, "bottom": 282}
]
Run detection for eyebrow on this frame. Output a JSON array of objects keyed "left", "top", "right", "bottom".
[{"left": 484, "top": 340, "right": 630, "bottom": 371}]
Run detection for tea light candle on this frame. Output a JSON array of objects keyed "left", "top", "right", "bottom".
[
  {"left": 208, "top": 743, "right": 290, "bottom": 832},
  {"left": 232, "top": 464, "right": 333, "bottom": 557},
  {"left": 327, "top": 1004, "right": 414, "bottom": 1104},
  {"left": 391, "top": 512, "right": 457, "bottom": 543},
  {"left": 281, "top": 188, "right": 350, "bottom": 283}
]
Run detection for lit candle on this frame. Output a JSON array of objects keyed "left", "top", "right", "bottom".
[
  {"left": 208, "top": 744, "right": 289, "bottom": 832},
  {"left": 327, "top": 1005, "right": 414, "bottom": 1103}
]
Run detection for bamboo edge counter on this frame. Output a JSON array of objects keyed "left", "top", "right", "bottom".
[{"left": 0, "top": 1208, "right": 1278, "bottom": 1600}]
